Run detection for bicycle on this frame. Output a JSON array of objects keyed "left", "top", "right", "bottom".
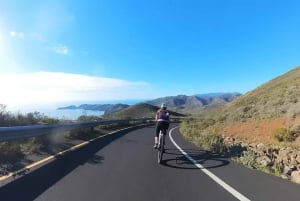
[{"left": 157, "top": 129, "right": 166, "bottom": 164}]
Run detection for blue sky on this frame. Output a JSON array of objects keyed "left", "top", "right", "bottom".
[{"left": 0, "top": 0, "right": 300, "bottom": 110}]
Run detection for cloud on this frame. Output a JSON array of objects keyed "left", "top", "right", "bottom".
[
  {"left": 52, "top": 44, "right": 69, "bottom": 55},
  {"left": 0, "top": 72, "right": 155, "bottom": 109},
  {"left": 10, "top": 31, "right": 25, "bottom": 39}
]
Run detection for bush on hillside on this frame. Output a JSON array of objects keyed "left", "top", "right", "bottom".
[
  {"left": 0, "top": 104, "right": 60, "bottom": 126},
  {"left": 271, "top": 128, "right": 296, "bottom": 142},
  {"left": 290, "top": 124, "right": 300, "bottom": 134},
  {"left": 0, "top": 141, "right": 23, "bottom": 160},
  {"left": 77, "top": 115, "right": 101, "bottom": 122},
  {"left": 235, "top": 150, "right": 257, "bottom": 169},
  {"left": 180, "top": 118, "right": 198, "bottom": 140},
  {"left": 180, "top": 119, "right": 225, "bottom": 153},
  {"left": 286, "top": 102, "right": 300, "bottom": 120},
  {"left": 195, "top": 128, "right": 226, "bottom": 153},
  {"left": 0, "top": 136, "right": 46, "bottom": 162}
]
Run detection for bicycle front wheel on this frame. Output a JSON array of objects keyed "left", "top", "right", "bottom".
[
  {"left": 157, "top": 146, "right": 163, "bottom": 164},
  {"left": 157, "top": 133, "right": 164, "bottom": 164}
]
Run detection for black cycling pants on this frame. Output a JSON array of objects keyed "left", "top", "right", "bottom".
[{"left": 155, "top": 121, "right": 169, "bottom": 137}]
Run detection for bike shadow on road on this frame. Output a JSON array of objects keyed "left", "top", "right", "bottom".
[
  {"left": 0, "top": 126, "right": 143, "bottom": 201},
  {"left": 161, "top": 148, "right": 230, "bottom": 170}
]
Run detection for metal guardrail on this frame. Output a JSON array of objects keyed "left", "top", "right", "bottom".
[{"left": 0, "top": 119, "right": 152, "bottom": 142}]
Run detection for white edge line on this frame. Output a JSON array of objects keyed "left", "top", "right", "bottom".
[{"left": 169, "top": 126, "right": 251, "bottom": 201}]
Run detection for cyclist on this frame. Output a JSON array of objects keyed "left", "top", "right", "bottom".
[{"left": 153, "top": 103, "right": 170, "bottom": 149}]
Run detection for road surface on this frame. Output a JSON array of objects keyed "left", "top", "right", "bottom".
[{"left": 0, "top": 124, "right": 299, "bottom": 201}]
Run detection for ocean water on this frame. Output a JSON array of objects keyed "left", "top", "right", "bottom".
[
  {"left": 7, "top": 99, "right": 144, "bottom": 121},
  {"left": 43, "top": 109, "right": 104, "bottom": 120}
]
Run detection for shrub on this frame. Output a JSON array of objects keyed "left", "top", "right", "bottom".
[
  {"left": 271, "top": 128, "right": 295, "bottom": 142},
  {"left": 217, "top": 115, "right": 227, "bottom": 123},
  {"left": 77, "top": 115, "right": 100, "bottom": 122},
  {"left": 180, "top": 118, "right": 201, "bottom": 140},
  {"left": 19, "top": 137, "right": 44, "bottom": 155},
  {"left": 0, "top": 136, "right": 50, "bottom": 161},
  {"left": 290, "top": 125, "right": 300, "bottom": 134},
  {"left": 0, "top": 141, "right": 23, "bottom": 160},
  {"left": 235, "top": 150, "right": 258, "bottom": 169},
  {"left": 41, "top": 117, "right": 60, "bottom": 124},
  {"left": 197, "top": 129, "right": 226, "bottom": 153},
  {"left": 272, "top": 160, "right": 284, "bottom": 176},
  {"left": 181, "top": 119, "right": 226, "bottom": 153}
]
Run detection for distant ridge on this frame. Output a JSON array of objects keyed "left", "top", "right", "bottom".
[
  {"left": 58, "top": 92, "right": 240, "bottom": 116},
  {"left": 195, "top": 92, "right": 241, "bottom": 98},
  {"left": 103, "top": 103, "right": 185, "bottom": 119},
  {"left": 146, "top": 93, "right": 241, "bottom": 114}
]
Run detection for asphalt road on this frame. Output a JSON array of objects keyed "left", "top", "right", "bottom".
[{"left": 0, "top": 123, "right": 299, "bottom": 201}]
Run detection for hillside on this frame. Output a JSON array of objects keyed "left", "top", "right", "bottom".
[
  {"left": 195, "top": 66, "right": 300, "bottom": 145},
  {"left": 226, "top": 67, "right": 300, "bottom": 120},
  {"left": 147, "top": 93, "right": 241, "bottom": 114},
  {"left": 103, "top": 103, "right": 185, "bottom": 119}
]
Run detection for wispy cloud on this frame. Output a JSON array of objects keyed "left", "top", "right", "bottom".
[
  {"left": 0, "top": 72, "right": 155, "bottom": 109},
  {"left": 10, "top": 31, "right": 25, "bottom": 39},
  {"left": 52, "top": 44, "right": 69, "bottom": 55}
]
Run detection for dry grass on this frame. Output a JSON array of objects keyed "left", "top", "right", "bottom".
[{"left": 220, "top": 117, "right": 300, "bottom": 146}]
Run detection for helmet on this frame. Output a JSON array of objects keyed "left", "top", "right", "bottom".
[{"left": 160, "top": 103, "right": 166, "bottom": 109}]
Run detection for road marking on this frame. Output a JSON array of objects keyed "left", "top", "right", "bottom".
[{"left": 169, "top": 126, "right": 251, "bottom": 201}]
